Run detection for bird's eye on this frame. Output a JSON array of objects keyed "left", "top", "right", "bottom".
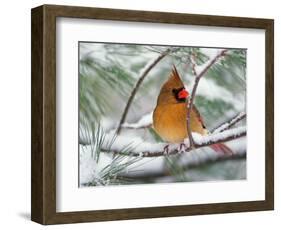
[{"left": 172, "top": 89, "right": 177, "bottom": 94}]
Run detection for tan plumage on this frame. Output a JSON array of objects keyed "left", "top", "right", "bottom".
[
  {"left": 153, "top": 103, "right": 188, "bottom": 143},
  {"left": 153, "top": 66, "right": 206, "bottom": 143},
  {"left": 153, "top": 66, "right": 232, "bottom": 155}
]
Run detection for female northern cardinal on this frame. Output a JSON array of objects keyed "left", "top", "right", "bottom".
[{"left": 153, "top": 66, "right": 232, "bottom": 155}]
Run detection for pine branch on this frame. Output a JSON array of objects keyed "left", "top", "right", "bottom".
[
  {"left": 121, "top": 112, "right": 153, "bottom": 129},
  {"left": 116, "top": 48, "right": 171, "bottom": 135},
  {"left": 187, "top": 49, "right": 228, "bottom": 148},
  {"left": 122, "top": 123, "right": 152, "bottom": 129},
  {"left": 100, "top": 126, "right": 246, "bottom": 158},
  {"left": 211, "top": 112, "right": 246, "bottom": 133}
]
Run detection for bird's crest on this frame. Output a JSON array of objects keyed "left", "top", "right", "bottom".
[
  {"left": 171, "top": 65, "right": 182, "bottom": 82},
  {"left": 163, "top": 65, "right": 184, "bottom": 90}
]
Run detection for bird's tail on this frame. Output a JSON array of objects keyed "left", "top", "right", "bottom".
[{"left": 210, "top": 143, "right": 233, "bottom": 155}]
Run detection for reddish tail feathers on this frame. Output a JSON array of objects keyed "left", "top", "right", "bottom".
[{"left": 210, "top": 143, "right": 233, "bottom": 155}]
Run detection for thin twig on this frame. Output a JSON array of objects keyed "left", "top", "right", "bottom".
[
  {"left": 101, "top": 127, "right": 246, "bottom": 158},
  {"left": 116, "top": 48, "right": 171, "bottom": 135},
  {"left": 187, "top": 49, "right": 228, "bottom": 148},
  {"left": 211, "top": 111, "right": 246, "bottom": 133}
]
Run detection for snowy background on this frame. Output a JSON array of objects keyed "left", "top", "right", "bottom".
[{"left": 78, "top": 43, "right": 247, "bottom": 187}]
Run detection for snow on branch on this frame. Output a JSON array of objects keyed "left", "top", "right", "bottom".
[
  {"left": 121, "top": 112, "right": 153, "bottom": 129},
  {"left": 187, "top": 49, "right": 228, "bottom": 148},
  {"left": 100, "top": 126, "right": 246, "bottom": 158},
  {"left": 116, "top": 48, "right": 171, "bottom": 134},
  {"left": 212, "top": 111, "right": 246, "bottom": 133},
  {"left": 192, "top": 126, "right": 246, "bottom": 145}
]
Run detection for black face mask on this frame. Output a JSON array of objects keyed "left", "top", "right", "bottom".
[{"left": 172, "top": 87, "right": 187, "bottom": 103}]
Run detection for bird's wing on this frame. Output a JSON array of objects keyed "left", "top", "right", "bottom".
[
  {"left": 187, "top": 104, "right": 234, "bottom": 155},
  {"left": 192, "top": 105, "right": 207, "bottom": 129},
  {"left": 186, "top": 103, "right": 207, "bottom": 133}
]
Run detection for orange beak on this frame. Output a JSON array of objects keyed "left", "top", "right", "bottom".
[{"left": 178, "top": 89, "right": 189, "bottom": 99}]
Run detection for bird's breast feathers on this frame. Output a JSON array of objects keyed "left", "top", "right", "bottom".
[
  {"left": 153, "top": 103, "right": 208, "bottom": 143},
  {"left": 153, "top": 103, "right": 188, "bottom": 143}
]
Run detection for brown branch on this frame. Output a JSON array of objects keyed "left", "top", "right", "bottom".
[
  {"left": 116, "top": 48, "right": 171, "bottom": 135},
  {"left": 101, "top": 127, "right": 246, "bottom": 158},
  {"left": 187, "top": 49, "right": 228, "bottom": 148},
  {"left": 211, "top": 111, "right": 246, "bottom": 133}
]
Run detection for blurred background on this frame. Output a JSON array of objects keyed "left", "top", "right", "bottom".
[{"left": 79, "top": 43, "right": 247, "bottom": 187}]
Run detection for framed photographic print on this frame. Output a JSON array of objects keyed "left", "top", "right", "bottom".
[{"left": 31, "top": 4, "right": 274, "bottom": 225}]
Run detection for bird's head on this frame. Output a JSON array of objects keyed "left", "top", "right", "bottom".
[{"left": 156, "top": 66, "right": 189, "bottom": 105}]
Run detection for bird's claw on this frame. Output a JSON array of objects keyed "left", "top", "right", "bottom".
[
  {"left": 163, "top": 143, "right": 187, "bottom": 155},
  {"left": 163, "top": 145, "right": 170, "bottom": 155},
  {"left": 178, "top": 143, "right": 187, "bottom": 153}
]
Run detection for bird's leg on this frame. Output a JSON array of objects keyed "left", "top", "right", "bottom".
[
  {"left": 163, "top": 144, "right": 170, "bottom": 155},
  {"left": 178, "top": 143, "right": 187, "bottom": 153}
]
